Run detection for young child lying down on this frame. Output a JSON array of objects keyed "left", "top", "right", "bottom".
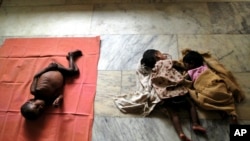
[
  {"left": 146, "top": 49, "right": 206, "bottom": 141},
  {"left": 181, "top": 49, "right": 245, "bottom": 124},
  {"left": 20, "top": 50, "right": 82, "bottom": 120}
]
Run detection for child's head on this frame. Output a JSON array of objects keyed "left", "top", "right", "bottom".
[
  {"left": 141, "top": 49, "right": 166, "bottom": 69},
  {"left": 183, "top": 50, "right": 204, "bottom": 70},
  {"left": 20, "top": 99, "right": 45, "bottom": 120}
]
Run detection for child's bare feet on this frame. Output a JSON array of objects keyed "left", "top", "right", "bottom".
[
  {"left": 192, "top": 124, "right": 206, "bottom": 134},
  {"left": 230, "top": 115, "right": 238, "bottom": 124},
  {"left": 67, "top": 50, "right": 83, "bottom": 60},
  {"left": 179, "top": 133, "right": 191, "bottom": 141}
]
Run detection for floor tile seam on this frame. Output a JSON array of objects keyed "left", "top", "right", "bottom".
[{"left": 2, "top": 34, "right": 250, "bottom": 41}]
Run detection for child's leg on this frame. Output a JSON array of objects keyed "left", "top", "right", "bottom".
[
  {"left": 57, "top": 50, "right": 83, "bottom": 77},
  {"left": 186, "top": 98, "right": 206, "bottom": 133},
  {"left": 167, "top": 106, "right": 191, "bottom": 141},
  {"left": 66, "top": 50, "right": 83, "bottom": 60}
]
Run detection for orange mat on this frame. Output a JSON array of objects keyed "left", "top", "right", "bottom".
[{"left": 0, "top": 37, "right": 100, "bottom": 141}]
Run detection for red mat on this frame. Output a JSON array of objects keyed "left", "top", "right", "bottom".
[{"left": 0, "top": 37, "right": 100, "bottom": 141}]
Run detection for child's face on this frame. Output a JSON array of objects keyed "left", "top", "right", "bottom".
[
  {"left": 155, "top": 51, "right": 166, "bottom": 60},
  {"left": 26, "top": 99, "right": 45, "bottom": 114}
]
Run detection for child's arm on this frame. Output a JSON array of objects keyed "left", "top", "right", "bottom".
[
  {"left": 52, "top": 88, "right": 64, "bottom": 107},
  {"left": 52, "top": 95, "right": 63, "bottom": 107},
  {"left": 184, "top": 72, "right": 191, "bottom": 80},
  {"left": 172, "top": 60, "right": 186, "bottom": 73},
  {"left": 30, "top": 77, "right": 38, "bottom": 95}
]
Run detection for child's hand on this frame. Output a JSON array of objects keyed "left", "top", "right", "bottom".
[
  {"left": 53, "top": 96, "right": 63, "bottom": 107},
  {"left": 182, "top": 72, "right": 189, "bottom": 79}
]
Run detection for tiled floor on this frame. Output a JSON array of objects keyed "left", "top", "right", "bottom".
[{"left": 1, "top": 0, "right": 250, "bottom": 141}]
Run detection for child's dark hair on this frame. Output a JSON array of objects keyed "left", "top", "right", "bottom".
[
  {"left": 183, "top": 50, "right": 204, "bottom": 68},
  {"left": 21, "top": 102, "right": 40, "bottom": 120},
  {"left": 140, "top": 49, "right": 158, "bottom": 69}
]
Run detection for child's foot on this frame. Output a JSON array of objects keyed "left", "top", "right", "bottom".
[
  {"left": 179, "top": 133, "right": 191, "bottom": 141},
  {"left": 67, "top": 50, "right": 83, "bottom": 60},
  {"left": 230, "top": 115, "right": 238, "bottom": 124},
  {"left": 192, "top": 125, "right": 206, "bottom": 134}
]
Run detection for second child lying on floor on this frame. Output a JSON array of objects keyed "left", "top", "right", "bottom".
[
  {"left": 148, "top": 50, "right": 206, "bottom": 141},
  {"left": 181, "top": 49, "right": 245, "bottom": 124}
]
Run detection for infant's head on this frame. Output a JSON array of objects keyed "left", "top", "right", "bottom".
[
  {"left": 141, "top": 49, "right": 166, "bottom": 69},
  {"left": 183, "top": 50, "right": 204, "bottom": 70},
  {"left": 21, "top": 99, "right": 45, "bottom": 120}
]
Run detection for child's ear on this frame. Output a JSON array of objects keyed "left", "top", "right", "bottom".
[{"left": 140, "top": 58, "right": 144, "bottom": 64}]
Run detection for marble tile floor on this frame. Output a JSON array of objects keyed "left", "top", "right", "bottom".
[{"left": 1, "top": 1, "right": 250, "bottom": 141}]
